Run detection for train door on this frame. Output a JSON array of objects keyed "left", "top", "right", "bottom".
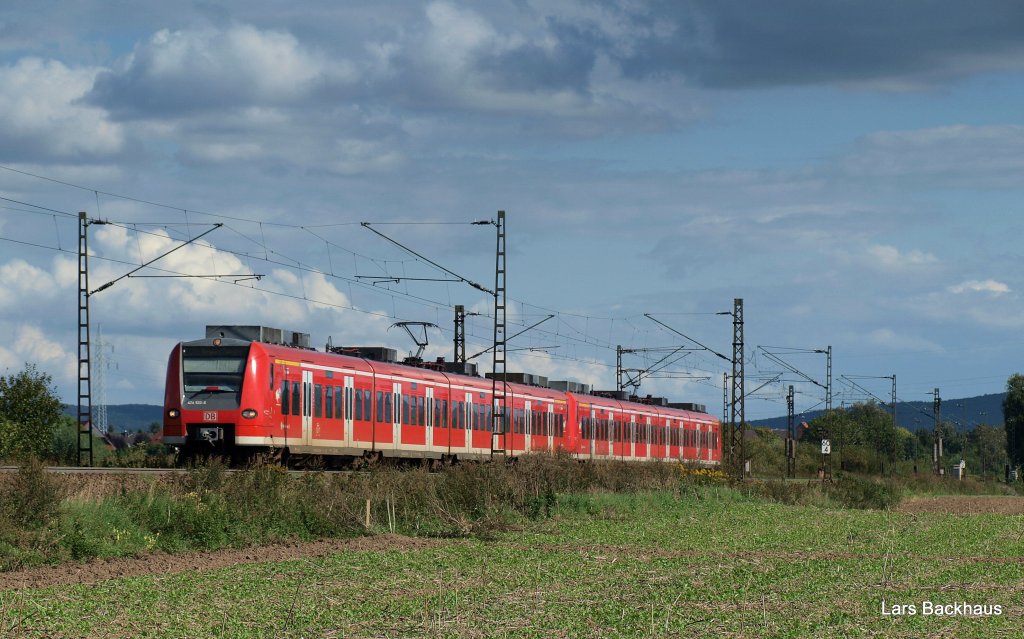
[
  {"left": 644, "top": 416, "right": 651, "bottom": 460},
  {"left": 300, "top": 370, "right": 313, "bottom": 446},
  {"left": 492, "top": 394, "right": 505, "bottom": 453},
  {"left": 343, "top": 376, "right": 354, "bottom": 445},
  {"left": 547, "top": 403, "right": 555, "bottom": 452},
  {"left": 425, "top": 386, "right": 434, "bottom": 451},
  {"left": 524, "top": 400, "right": 532, "bottom": 453},
  {"left": 607, "top": 411, "right": 615, "bottom": 460},
  {"left": 392, "top": 382, "right": 401, "bottom": 450},
  {"left": 589, "top": 408, "right": 596, "bottom": 459},
  {"left": 629, "top": 414, "right": 636, "bottom": 459},
  {"left": 465, "top": 391, "right": 474, "bottom": 452}
]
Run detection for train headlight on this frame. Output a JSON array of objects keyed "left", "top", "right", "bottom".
[
  {"left": 167, "top": 409, "right": 180, "bottom": 419},
  {"left": 241, "top": 409, "right": 258, "bottom": 419}
]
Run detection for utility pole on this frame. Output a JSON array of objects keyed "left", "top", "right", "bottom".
[
  {"left": 722, "top": 373, "right": 728, "bottom": 431},
  {"left": 934, "top": 387, "right": 942, "bottom": 476},
  {"left": 823, "top": 345, "right": 832, "bottom": 481},
  {"left": 490, "top": 211, "right": 507, "bottom": 457},
  {"left": 454, "top": 305, "right": 466, "bottom": 363},
  {"left": 94, "top": 326, "right": 109, "bottom": 436},
  {"left": 616, "top": 346, "right": 624, "bottom": 393},
  {"left": 786, "top": 384, "right": 796, "bottom": 478},
  {"left": 729, "top": 298, "right": 745, "bottom": 480},
  {"left": 891, "top": 375, "right": 897, "bottom": 434},
  {"left": 77, "top": 215, "right": 227, "bottom": 465},
  {"left": 77, "top": 213, "right": 94, "bottom": 466}
]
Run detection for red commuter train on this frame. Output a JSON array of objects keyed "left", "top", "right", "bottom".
[{"left": 163, "top": 325, "right": 721, "bottom": 466}]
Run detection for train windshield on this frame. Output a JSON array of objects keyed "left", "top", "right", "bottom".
[{"left": 182, "top": 345, "right": 249, "bottom": 394}]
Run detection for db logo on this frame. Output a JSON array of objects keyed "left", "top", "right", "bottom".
[{"left": 203, "top": 411, "right": 219, "bottom": 422}]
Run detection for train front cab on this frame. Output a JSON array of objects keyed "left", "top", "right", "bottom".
[{"left": 163, "top": 337, "right": 255, "bottom": 458}]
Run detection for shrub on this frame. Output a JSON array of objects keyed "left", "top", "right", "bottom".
[
  {"left": 827, "top": 474, "right": 901, "bottom": 510},
  {"left": 3, "top": 457, "right": 63, "bottom": 529}
]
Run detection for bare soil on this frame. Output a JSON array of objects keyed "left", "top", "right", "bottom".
[
  {"left": 896, "top": 495, "right": 1024, "bottom": 515},
  {"left": 0, "top": 534, "right": 448, "bottom": 592}
]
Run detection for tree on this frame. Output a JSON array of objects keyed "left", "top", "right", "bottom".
[
  {"left": 0, "top": 363, "right": 63, "bottom": 460},
  {"left": 1003, "top": 373, "right": 1024, "bottom": 469},
  {"left": 969, "top": 423, "right": 1006, "bottom": 478}
]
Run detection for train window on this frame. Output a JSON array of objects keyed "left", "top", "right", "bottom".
[
  {"left": 334, "top": 386, "right": 343, "bottom": 419},
  {"left": 280, "top": 379, "right": 289, "bottom": 414},
  {"left": 355, "top": 388, "right": 363, "bottom": 420},
  {"left": 401, "top": 394, "right": 409, "bottom": 425},
  {"left": 385, "top": 393, "right": 393, "bottom": 423},
  {"left": 290, "top": 382, "right": 301, "bottom": 416},
  {"left": 418, "top": 396, "right": 425, "bottom": 426},
  {"left": 440, "top": 399, "right": 448, "bottom": 428},
  {"left": 451, "top": 402, "right": 458, "bottom": 429},
  {"left": 314, "top": 384, "right": 323, "bottom": 418},
  {"left": 434, "top": 398, "right": 441, "bottom": 428},
  {"left": 270, "top": 364, "right": 275, "bottom": 390},
  {"left": 325, "top": 386, "right": 334, "bottom": 419}
]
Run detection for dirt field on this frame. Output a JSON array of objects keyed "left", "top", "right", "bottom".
[
  {"left": 4, "top": 494, "right": 1022, "bottom": 594},
  {"left": 0, "top": 534, "right": 449, "bottom": 591},
  {"left": 896, "top": 494, "right": 1024, "bottom": 514}
]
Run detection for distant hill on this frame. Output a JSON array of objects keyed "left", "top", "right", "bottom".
[
  {"left": 62, "top": 404, "right": 162, "bottom": 433},
  {"left": 66, "top": 394, "right": 1006, "bottom": 434},
  {"left": 750, "top": 393, "right": 1005, "bottom": 432}
]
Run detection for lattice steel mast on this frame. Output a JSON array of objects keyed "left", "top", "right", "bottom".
[
  {"left": 490, "top": 211, "right": 507, "bottom": 457},
  {"left": 454, "top": 305, "right": 466, "bottom": 363},
  {"left": 786, "top": 384, "right": 795, "bottom": 478},
  {"left": 77, "top": 213, "right": 94, "bottom": 466},
  {"left": 729, "top": 298, "right": 745, "bottom": 480}
]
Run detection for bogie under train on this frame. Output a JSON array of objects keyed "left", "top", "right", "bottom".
[{"left": 163, "top": 326, "right": 721, "bottom": 466}]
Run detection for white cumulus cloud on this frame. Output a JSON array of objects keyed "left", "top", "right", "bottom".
[
  {"left": 0, "top": 58, "right": 124, "bottom": 160},
  {"left": 864, "top": 244, "right": 938, "bottom": 270},
  {"left": 948, "top": 279, "right": 1011, "bottom": 295}
]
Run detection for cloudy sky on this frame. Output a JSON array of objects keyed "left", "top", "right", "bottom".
[{"left": 2, "top": 0, "right": 1023, "bottom": 424}]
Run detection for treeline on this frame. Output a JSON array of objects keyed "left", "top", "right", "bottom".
[
  {"left": 0, "top": 364, "right": 159, "bottom": 466},
  {"left": 747, "top": 400, "right": 1008, "bottom": 478}
]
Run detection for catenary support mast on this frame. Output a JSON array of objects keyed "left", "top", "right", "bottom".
[{"left": 490, "top": 211, "right": 507, "bottom": 456}]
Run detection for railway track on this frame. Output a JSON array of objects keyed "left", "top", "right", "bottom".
[
  {"left": 0, "top": 465, "right": 359, "bottom": 475},
  {"left": 0, "top": 465, "right": 192, "bottom": 475}
]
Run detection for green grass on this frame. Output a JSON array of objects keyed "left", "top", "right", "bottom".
[{"left": 3, "top": 490, "right": 1024, "bottom": 638}]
